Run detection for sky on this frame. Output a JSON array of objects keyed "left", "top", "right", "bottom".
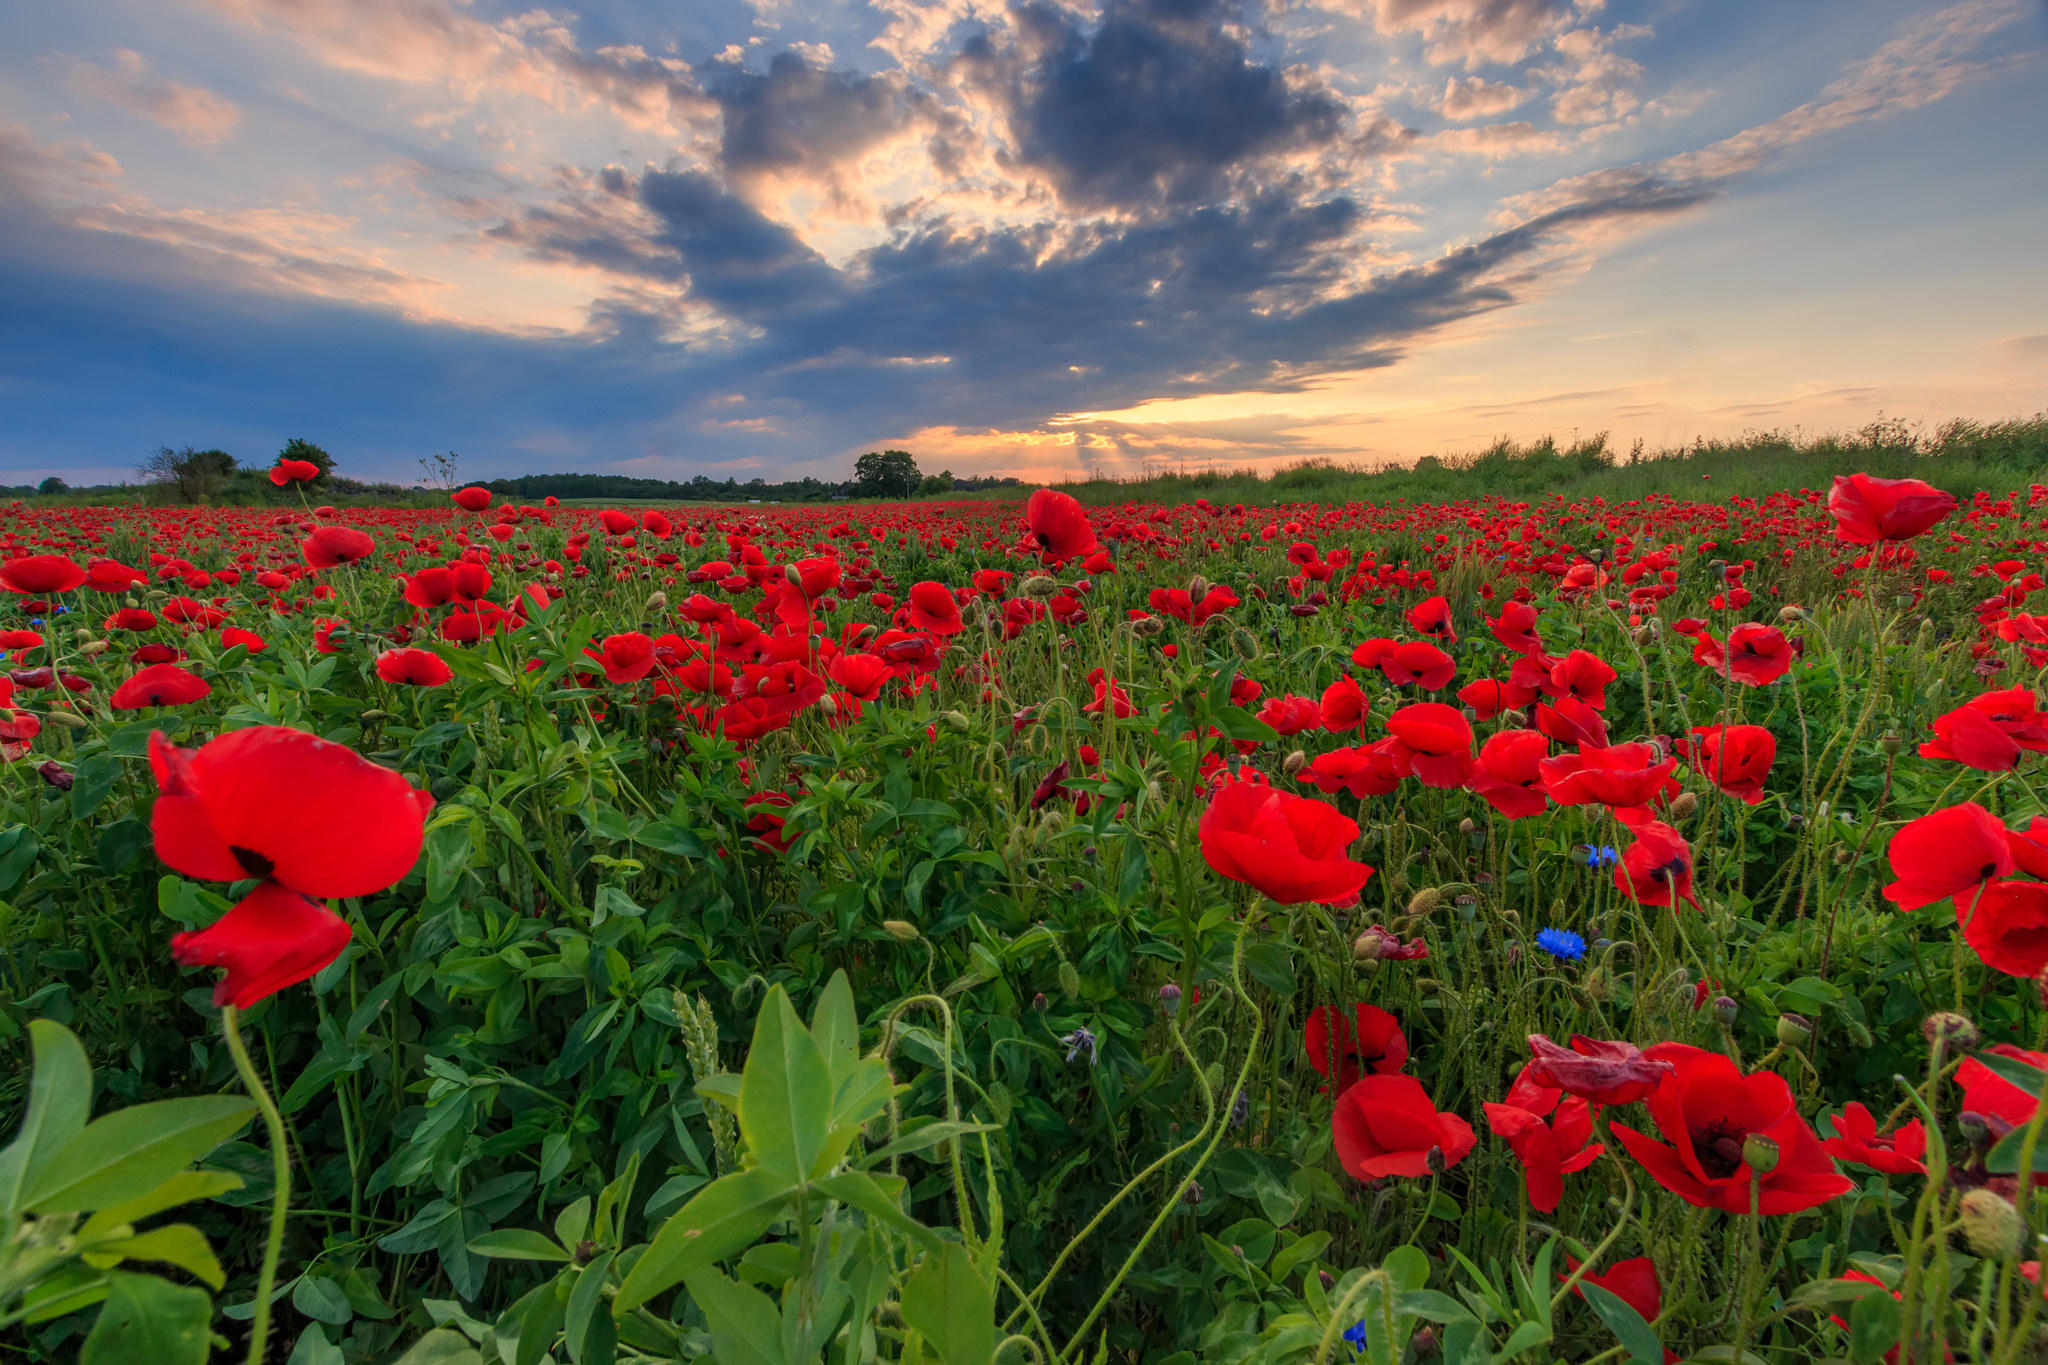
[{"left": 0, "top": 0, "right": 2043, "bottom": 488}]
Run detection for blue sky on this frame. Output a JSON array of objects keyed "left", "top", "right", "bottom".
[{"left": 0, "top": 0, "right": 2042, "bottom": 486}]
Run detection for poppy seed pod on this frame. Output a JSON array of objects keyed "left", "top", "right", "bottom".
[
  {"left": 1774, "top": 1012, "right": 1812, "bottom": 1046},
  {"left": 79, "top": 639, "right": 109, "bottom": 656},
  {"left": 1282, "top": 750, "right": 1309, "bottom": 777},
  {"left": 1058, "top": 962, "right": 1081, "bottom": 998},
  {"left": 1879, "top": 731, "right": 1903, "bottom": 755},
  {"left": 1712, "top": 995, "right": 1740, "bottom": 1027},
  {"left": 1960, "top": 1189, "right": 2022, "bottom": 1260},
  {"left": 1922, "top": 1011, "right": 1978, "bottom": 1053},
  {"left": 1022, "top": 576, "right": 1058, "bottom": 599},
  {"left": 1667, "top": 791, "right": 1698, "bottom": 819},
  {"left": 1741, "top": 1134, "right": 1780, "bottom": 1174}
]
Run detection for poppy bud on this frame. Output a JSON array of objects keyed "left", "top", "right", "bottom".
[
  {"left": 1353, "top": 929, "right": 1390, "bottom": 961},
  {"left": 1841, "top": 1018, "right": 1874, "bottom": 1048},
  {"left": 1425, "top": 1145, "right": 1445, "bottom": 1175},
  {"left": 1058, "top": 962, "right": 1081, "bottom": 999},
  {"left": 1281, "top": 750, "right": 1309, "bottom": 777},
  {"left": 939, "top": 710, "right": 970, "bottom": 732},
  {"left": 80, "top": 639, "right": 111, "bottom": 657},
  {"left": 1229, "top": 628, "right": 1261, "bottom": 660},
  {"left": 1406, "top": 887, "right": 1444, "bottom": 917},
  {"left": 42, "top": 710, "right": 90, "bottom": 730},
  {"left": 1879, "top": 731, "right": 1903, "bottom": 755},
  {"left": 1775, "top": 1012, "right": 1812, "bottom": 1047},
  {"left": 36, "top": 761, "right": 72, "bottom": 791},
  {"left": 1458, "top": 818, "right": 1475, "bottom": 836},
  {"left": 1319, "top": 1269, "right": 1334, "bottom": 1290},
  {"left": 1712, "top": 995, "right": 1740, "bottom": 1027},
  {"left": 644, "top": 591, "right": 667, "bottom": 612},
  {"left": 881, "top": 920, "right": 920, "bottom": 943},
  {"left": 1777, "top": 605, "right": 1806, "bottom": 622},
  {"left": 1022, "top": 576, "right": 1058, "bottom": 600},
  {"left": 360, "top": 709, "right": 389, "bottom": 722},
  {"left": 1189, "top": 574, "right": 1210, "bottom": 600},
  {"left": 1923, "top": 1011, "right": 1979, "bottom": 1053},
  {"left": 1667, "top": 791, "right": 1698, "bottom": 819},
  {"left": 1032, "top": 992, "right": 1048, "bottom": 1012},
  {"left": 784, "top": 564, "right": 804, "bottom": 586},
  {"left": 1182, "top": 1181, "right": 1203, "bottom": 1205},
  {"left": 1961, "top": 1188, "right": 2023, "bottom": 1260},
  {"left": 1130, "top": 616, "right": 1164, "bottom": 638},
  {"left": 1159, "top": 982, "right": 1181, "bottom": 1015},
  {"left": 1741, "top": 1134, "right": 1780, "bottom": 1174},
  {"left": 1412, "top": 1326, "right": 1439, "bottom": 1358}
]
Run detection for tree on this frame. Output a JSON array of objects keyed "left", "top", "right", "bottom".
[
  {"left": 918, "top": 469, "right": 956, "bottom": 496},
  {"left": 279, "top": 437, "right": 335, "bottom": 483},
  {"left": 853, "top": 449, "right": 921, "bottom": 498},
  {"left": 138, "top": 446, "right": 237, "bottom": 501},
  {"left": 36, "top": 477, "right": 67, "bottom": 495}
]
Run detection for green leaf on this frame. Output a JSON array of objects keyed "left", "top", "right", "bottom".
[
  {"left": 293, "top": 1272, "right": 356, "bottom": 1325},
  {"left": 80, "top": 1169, "right": 244, "bottom": 1241},
  {"left": 564, "top": 1251, "right": 615, "bottom": 1364},
  {"left": 810, "top": 1171, "right": 939, "bottom": 1250},
  {"left": 1579, "top": 1282, "right": 1663, "bottom": 1365},
  {"left": 737, "top": 986, "right": 834, "bottom": 1182},
  {"left": 26, "top": 1095, "right": 254, "bottom": 1214},
  {"left": 681, "top": 1266, "right": 785, "bottom": 1365},
  {"left": 1382, "top": 1245, "right": 1429, "bottom": 1293},
  {"left": 1970, "top": 1049, "right": 2047, "bottom": 1098},
  {"left": 1848, "top": 1288, "right": 1903, "bottom": 1365},
  {"left": 0, "top": 1019, "right": 93, "bottom": 1219},
  {"left": 469, "top": 1228, "right": 571, "bottom": 1262},
  {"left": 612, "top": 1167, "right": 796, "bottom": 1315},
  {"left": 86, "top": 1224, "right": 225, "bottom": 1290},
  {"left": 900, "top": 1243, "right": 994, "bottom": 1365},
  {"left": 811, "top": 970, "right": 860, "bottom": 1075},
  {"left": 1269, "top": 1231, "right": 1331, "bottom": 1286},
  {"left": 859, "top": 1120, "right": 999, "bottom": 1168},
  {"left": 79, "top": 1272, "right": 211, "bottom": 1365},
  {"left": 392, "top": 1327, "right": 484, "bottom": 1365}
]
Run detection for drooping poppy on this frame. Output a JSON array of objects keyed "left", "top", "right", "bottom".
[
  {"left": 1303, "top": 1003, "right": 1409, "bottom": 1089},
  {"left": 1881, "top": 802, "right": 2013, "bottom": 912},
  {"left": 170, "top": 880, "right": 355, "bottom": 1008},
  {"left": 1525, "top": 1034, "right": 1674, "bottom": 1105},
  {"left": 1484, "top": 1065, "right": 1603, "bottom": 1213},
  {"left": 1609, "top": 1042, "right": 1852, "bottom": 1215},
  {"left": 1827, "top": 473, "right": 1957, "bottom": 544},
  {"left": 149, "top": 726, "right": 434, "bottom": 899},
  {"left": 1199, "top": 777, "right": 1373, "bottom": 906},
  {"left": 1332, "top": 1073, "right": 1476, "bottom": 1180},
  {"left": 111, "top": 662, "right": 212, "bottom": 709}
]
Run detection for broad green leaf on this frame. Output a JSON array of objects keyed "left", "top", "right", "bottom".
[
  {"left": 810, "top": 1171, "right": 940, "bottom": 1249},
  {"left": 293, "top": 1272, "right": 355, "bottom": 1324},
  {"left": 811, "top": 970, "right": 861, "bottom": 1075},
  {"left": 859, "top": 1120, "right": 999, "bottom": 1168},
  {"left": 737, "top": 987, "right": 834, "bottom": 1183},
  {"left": 564, "top": 1251, "right": 614, "bottom": 1364},
  {"left": 84, "top": 1223, "right": 225, "bottom": 1290},
  {"left": 1269, "top": 1231, "right": 1331, "bottom": 1286},
  {"left": 0, "top": 1019, "right": 93, "bottom": 1218},
  {"left": 468, "top": 1229, "right": 571, "bottom": 1262},
  {"left": 80, "top": 1170, "right": 245, "bottom": 1240},
  {"left": 1848, "top": 1288, "right": 1903, "bottom": 1365},
  {"left": 1971, "top": 1050, "right": 2048, "bottom": 1098},
  {"left": 612, "top": 1167, "right": 796, "bottom": 1315},
  {"left": 392, "top": 1327, "right": 484, "bottom": 1365},
  {"left": 27, "top": 1095, "right": 254, "bottom": 1214},
  {"left": 1579, "top": 1282, "right": 1663, "bottom": 1365},
  {"left": 78, "top": 1272, "right": 211, "bottom": 1365},
  {"left": 1382, "top": 1244, "right": 1430, "bottom": 1293},
  {"left": 900, "top": 1243, "right": 994, "bottom": 1365},
  {"left": 681, "top": 1266, "right": 785, "bottom": 1365}
]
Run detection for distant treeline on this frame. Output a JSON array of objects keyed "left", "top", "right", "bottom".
[{"left": 481, "top": 470, "right": 1025, "bottom": 503}]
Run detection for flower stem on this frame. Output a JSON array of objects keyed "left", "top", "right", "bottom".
[{"left": 222, "top": 1004, "right": 289, "bottom": 1365}]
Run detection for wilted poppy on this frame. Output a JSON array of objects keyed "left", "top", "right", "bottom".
[
  {"left": 1199, "top": 778, "right": 1373, "bottom": 906},
  {"left": 1525, "top": 1034, "right": 1674, "bottom": 1105}
]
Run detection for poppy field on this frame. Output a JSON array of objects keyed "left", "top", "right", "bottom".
[{"left": 7, "top": 470, "right": 2048, "bottom": 1365}]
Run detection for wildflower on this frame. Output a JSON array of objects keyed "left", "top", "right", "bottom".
[
  {"left": 1060, "top": 1026, "right": 1098, "bottom": 1067},
  {"left": 1577, "top": 844, "right": 1620, "bottom": 869},
  {"left": 1535, "top": 928, "right": 1587, "bottom": 962}
]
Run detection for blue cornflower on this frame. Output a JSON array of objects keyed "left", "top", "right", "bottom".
[
  {"left": 1536, "top": 928, "right": 1588, "bottom": 962},
  {"left": 1060, "top": 1026, "right": 1098, "bottom": 1067},
  {"left": 1344, "top": 1321, "right": 1369, "bottom": 1355},
  {"left": 1576, "top": 843, "right": 1619, "bottom": 869}
]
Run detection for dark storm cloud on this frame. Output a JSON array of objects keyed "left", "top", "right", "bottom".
[
  {"left": 707, "top": 53, "right": 930, "bottom": 189},
  {"left": 963, "top": 0, "right": 1352, "bottom": 209}
]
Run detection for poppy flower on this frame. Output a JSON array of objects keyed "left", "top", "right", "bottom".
[
  {"left": 1470, "top": 729, "right": 1550, "bottom": 819},
  {"left": 269, "top": 459, "right": 320, "bottom": 485},
  {"left": 451, "top": 486, "right": 492, "bottom": 512},
  {"left": 149, "top": 726, "right": 434, "bottom": 899},
  {"left": 1483, "top": 1065, "right": 1602, "bottom": 1212},
  {"left": 1958, "top": 1044, "right": 2048, "bottom": 1128},
  {"left": 1023, "top": 488, "right": 1098, "bottom": 563},
  {"left": 1538, "top": 742, "right": 1677, "bottom": 811},
  {"left": 1258, "top": 693, "right": 1323, "bottom": 737},
  {"left": 827, "top": 651, "right": 891, "bottom": 701},
  {"left": 1457, "top": 678, "right": 1514, "bottom": 720},
  {"left": 1319, "top": 674, "right": 1368, "bottom": 732},
  {"left": 2010, "top": 817, "right": 2048, "bottom": 878},
  {"left": 1381, "top": 641, "right": 1456, "bottom": 690},
  {"left": 1404, "top": 595, "right": 1455, "bottom": 641},
  {"left": 1920, "top": 702, "right": 2024, "bottom": 770},
  {"left": 1084, "top": 669, "right": 1138, "bottom": 718},
  {"left": 221, "top": 627, "right": 267, "bottom": 653},
  {"left": 1488, "top": 601, "right": 1544, "bottom": 654},
  {"left": 1827, "top": 473, "right": 1957, "bottom": 544},
  {"left": 1525, "top": 1034, "right": 1674, "bottom": 1105},
  {"left": 589, "top": 632, "right": 657, "bottom": 684},
  {"left": 1298, "top": 741, "right": 1405, "bottom": 799},
  {"left": 1199, "top": 777, "right": 1373, "bottom": 906},
  {"left": 111, "top": 662, "right": 212, "bottom": 709},
  {"left": 1960, "top": 879, "right": 2048, "bottom": 978},
  {"left": 1609, "top": 1042, "right": 1852, "bottom": 1215},
  {"left": 1332, "top": 1073, "right": 1476, "bottom": 1180},
  {"left": 1709, "top": 623, "right": 1791, "bottom": 686},
  {"left": 1549, "top": 650, "right": 1617, "bottom": 709},
  {"left": 1561, "top": 1256, "right": 1663, "bottom": 1327},
  {"left": 376, "top": 648, "right": 454, "bottom": 687},
  {"left": 744, "top": 792, "right": 796, "bottom": 852},
  {"left": 1535, "top": 696, "right": 1610, "bottom": 748},
  {"left": 1881, "top": 802, "right": 2012, "bottom": 911},
  {"left": 303, "top": 526, "right": 376, "bottom": 569},
  {"left": 1613, "top": 810, "right": 1698, "bottom": 909},
  {"left": 905, "top": 581, "right": 963, "bottom": 636},
  {"left": 1303, "top": 1003, "right": 1409, "bottom": 1089},
  {"left": 170, "top": 881, "right": 355, "bottom": 1009},
  {"left": 1384, "top": 702, "right": 1474, "bottom": 788},
  {"left": 1818, "top": 1102, "right": 1926, "bottom": 1175},
  {"left": 1, "top": 555, "right": 86, "bottom": 594},
  {"left": 1676, "top": 725, "right": 1775, "bottom": 805}
]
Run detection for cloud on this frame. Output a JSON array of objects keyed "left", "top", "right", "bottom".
[
  {"left": 1437, "top": 75, "right": 1525, "bottom": 119},
  {"left": 706, "top": 52, "right": 938, "bottom": 209},
  {"left": 1346, "top": 0, "right": 1576, "bottom": 69},
  {"left": 61, "top": 50, "right": 242, "bottom": 144}
]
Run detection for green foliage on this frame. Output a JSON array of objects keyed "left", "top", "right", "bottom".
[{"left": 854, "top": 449, "right": 923, "bottom": 499}]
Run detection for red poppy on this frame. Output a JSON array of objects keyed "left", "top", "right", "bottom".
[
  {"left": 1258, "top": 694, "right": 1323, "bottom": 737},
  {"left": 376, "top": 648, "right": 454, "bottom": 687},
  {"left": 1488, "top": 600, "right": 1544, "bottom": 655},
  {"left": 1827, "top": 473, "right": 1957, "bottom": 544},
  {"left": 1303, "top": 1003, "right": 1409, "bottom": 1089},
  {"left": 1613, "top": 810, "right": 1698, "bottom": 909},
  {"left": 589, "top": 632, "right": 657, "bottom": 684},
  {"left": 1881, "top": 802, "right": 2012, "bottom": 911},
  {"left": 269, "top": 458, "right": 320, "bottom": 485},
  {"left": 1384, "top": 702, "right": 1474, "bottom": 788},
  {"left": 1960, "top": 879, "right": 2048, "bottom": 977},
  {"left": 1296, "top": 742, "right": 1404, "bottom": 799},
  {"left": 1525, "top": 1034, "right": 1674, "bottom": 1105},
  {"left": 1199, "top": 777, "right": 1373, "bottom": 906},
  {"left": 303, "top": 526, "right": 376, "bottom": 568},
  {"left": 1, "top": 555, "right": 86, "bottom": 594},
  {"left": 1716, "top": 623, "right": 1792, "bottom": 686},
  {"left": 1470, "top": 729, "right": 1550, "bottom": 819},
  {"left": 111, "top": 662, "right": 212, "bottom": 709},
  {"left": 906, "top": 581, "right": 964, "bottom": 636},
  {"left": 1549, "top": 650, "right": 1617, "bottom": 709},
  {"left": 1918, "top": 703, "right": 2021, "bottom": 770},
  {"left": 1818, "top": 1102, "right": 1926, "bottom": 1175},
  {"left": 745, "top": 792, "right": 797, "bottom": 852},
  {"left": 1562, "top": 1256, "right": 1663, "bottom": 1326},
  {"left": 1610, "top": 1042, "right": 1852, "bottom": 1215},
  {"left": 1676, "top": 725, "right": 1775, "bottom": 804},
  {"left": 149, "top": 726, "right": 434, "bottom": 899},
  {"left": 1332, "top": 1073, "right": 1476, "bottom": 1180},
  {"left": 1958, "top": 1044, "right": 2048, "bottom": 1128},
  {"left": 827, "top": 651, "right": 891, "bottom": 702},
  {"left": 1023, "top": 488, "right": 1098, "bottom": 563},
  {"left": 170, "top": 881, "right": 355, "bottom": 1008},
  {"left": 2010, "top": 817, "right": 2048, "bottom": 878},
  {"left": 0, "top": 630, "right": 44, "bottom": 653},
  {"left": 451, "top": 486, "right": 492, "bottom": 511},
  {"left": 1538, "top": 742, "right": 1677, "bottom": 811},
  {"left": 221, "top": 627, "right": 267, "bottom": 653},
  {"left": 1405, "top": 595, "right": 1455, "bottom": 641},
  {"left": 1319, "top": 674, "right": 1368, "bottom": 732},
  {"left": 1381, "top": 641, "right": 1456, "bottom": 690},
  {"left": 1484, "top": 1065, "right": 1602, "bottom": 1213},
  {"left": 1535, "top": 696, "right": 1610, "bottom": 748}
]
